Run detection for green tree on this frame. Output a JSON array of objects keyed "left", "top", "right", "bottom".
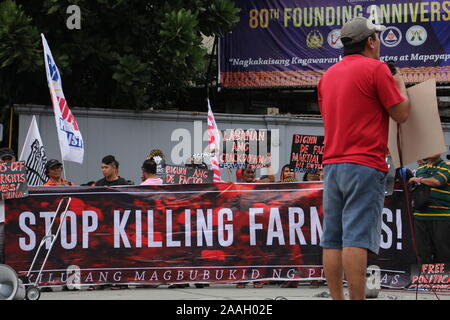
[
  {"left": 0, "top": 0, "right": 43, "bottom": 107},
  {"left": 1, "top": 0, "right": 240, "bottom": 110}
]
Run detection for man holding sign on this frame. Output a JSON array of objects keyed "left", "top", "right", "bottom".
[{"left": 318, "top": 17, "right": 410, "bottom": 300}]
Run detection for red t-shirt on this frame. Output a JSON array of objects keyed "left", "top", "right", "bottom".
[{"left": 318, "top": 54, "right": 405, "bottom": 172}]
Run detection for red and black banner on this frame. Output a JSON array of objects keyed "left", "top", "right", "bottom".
[{"left": 4, "top": 183, "right": 415, "bottom": 287}]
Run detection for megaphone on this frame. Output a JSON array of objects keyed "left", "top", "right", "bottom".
[{"left": 0, "top": 264, "right": 26, "bottom": 300}]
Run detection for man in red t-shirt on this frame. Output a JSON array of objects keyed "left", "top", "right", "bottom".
[{"left": 318, "top": 17, "right": 410, "bottom": 300}]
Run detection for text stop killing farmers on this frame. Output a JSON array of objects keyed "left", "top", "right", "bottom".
[
  {"left": 17, "top": 206, "right": 402, "bottom": 251},
  {"left": 17, "top": 207, "right": 324, "bottom": 250}
]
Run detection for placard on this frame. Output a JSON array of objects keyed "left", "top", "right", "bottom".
[
  {"left": 0, "top": 161, "right": 28, "bottom": 199},
  {"left": 221, "top": 129, "right": 271, "bottom": 169},
  {"left": 290, "top": 134, "right": 324, "bottom": 173},
  {"left": 164, "top": 165, "right": 213, "bottom": 184},
  {"left": 388, "top": 79, "right": 447, "bottom": 168}
]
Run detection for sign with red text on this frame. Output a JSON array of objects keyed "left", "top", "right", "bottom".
[
  {"left": 290, "top": 134, "right": 324, "bottom": 173},
  {"left": 408, "top": 263, "right": 450, "bottom": 292},
  {"left": 0, "top": 161, "right": 28, "bottom": 199},
  {"left": 164, "top": 165, "right": 213, "bottom": 184},
  {"left": 5, "top": 184, "right": 414, "bottom": 288},
  {"left": 221, "top": 129, "right": 271, "bottom": 169}
]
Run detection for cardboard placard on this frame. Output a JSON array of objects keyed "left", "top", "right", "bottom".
[
  {"left": 221, "top": 129, "right": 271, "bottom": 169},
  {"left": 289, "top": 134, "right": 324, "bottom": 173},
  {"left": 388, "top": 79, "right": 447, "bottom": 168},
  {"left": 164, "top": 165, "right": 213, "bottom": 184},
  {"left": 0, "top": 161, "right": 28, "bottom": 199}
]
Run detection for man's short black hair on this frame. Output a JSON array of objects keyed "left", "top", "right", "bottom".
[
  {"left": 342, "top": 33, "right": 376, "bottom": 56},
  {"left": 102, "top": 155, "right": 119, "bottom": 167},
  {"left": 142, "top": 159, "right": 157, "bottom": 175}
]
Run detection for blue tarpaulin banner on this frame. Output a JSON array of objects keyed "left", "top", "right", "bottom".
[{"left": 219, "top": 0, "right": 450, "bottom": 87}]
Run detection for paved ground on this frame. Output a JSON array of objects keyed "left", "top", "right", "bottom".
[{"left": 38, "top": 283, "right": 450, "bottom": 300}]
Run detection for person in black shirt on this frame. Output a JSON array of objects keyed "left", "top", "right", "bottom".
[{"left": 95, "top": 155, "right": 131, "bottom": 186}]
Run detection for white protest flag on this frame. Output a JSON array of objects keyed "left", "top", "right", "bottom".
[
  {"left": 41, "top": 34, "right": 84, "bottom": 164},
  {"left": 19, "top": 116, "right": 49, "bottom": 186},
  {"left": 207, "top": 99, "right": 222, "bottom": 182}
]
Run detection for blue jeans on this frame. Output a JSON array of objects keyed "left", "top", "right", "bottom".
[{"left": 320, "top": 163, "right": 387, "bottom": 254}]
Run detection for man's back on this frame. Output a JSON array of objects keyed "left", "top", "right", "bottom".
[{"left": 318, "top": 54, "right": 404, "bottom": 172}]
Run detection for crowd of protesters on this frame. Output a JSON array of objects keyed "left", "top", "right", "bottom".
[
  {"left": 40, "top": 148, "right": 319, "bottom": 188},
  {"left": 2, "top": 143, "right": 450, "bottom": 294}
]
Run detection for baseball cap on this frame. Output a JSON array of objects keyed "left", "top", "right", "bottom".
[
  {"left": 0, "top": 147, "right": 15, "bottom": 161},
  {"left": 340, "top": 17, "right": 386, "bottom": 45},
  {"left": 45, "top": 159, "right": 63, "bottom": 172}
]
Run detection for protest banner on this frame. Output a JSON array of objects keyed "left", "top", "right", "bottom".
[
  {"left": 290, "top": 134, "right": 324, "bottom": 173},
  {"left": 164, "top": 165, "right": 213, "bottom": 184},
  {"left": 221, "top": 129, "right": 271, "bottom": 169},
  {"left": 219, "top": 0, "right": 450, "bottom": 88},
  {"left": 0, "top": 161, "right": 28, "bottom": 199},
  {"left": 5, "top": 183, "right": 415, "bottom": 288}
]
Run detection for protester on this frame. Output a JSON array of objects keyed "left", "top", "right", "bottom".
[
  {"left": 236, "top": 163, "right": 265, "bottom": 289},
  {"left": 394, "top": 167, "right": 413, "bottom": 190},
  {"left": 278, "top": 166, "right": 300, "bottom": 288},
  {"left": 258, "top": 163, "right": 275, "bottom": 183},
  {"left": 95, "top": 155, "right": 131, "bottom": 186},
  {"left": 43, "top": 159, "right": 75, "bottom": 186},
  {"left": 409, "top": 154, "right": 450, "bottom": 264},
  {"left": 0, "top": 148, "right": 16, "bottom": 263},
  {"left": 185, "top": 155, "right": 208, "bottom": 169},
  {"left": 303, "top": 169, "right": 326, "bottom": 289},
  {"left": 141, "top": 159, "right": 163, "bottom": 185},
  {"left": 237, "top": 163, "right": 274, "bottom": 183},
  {"left": 146, "top": 149, "right": 166, "bottom": 176},
  {"left": 81, "top": 181, "right": 96, "bottom": 186},
  {"left": 412, "top": 159, "right": 425, "bottom": 176},
  {"left": 146, "top": 149, "right": 166, "bottom": 161},
  {"left": 279, "top": 164, "right": 297, "bottom": 182},
  {"left": 303, "top": 169, "right": 324, "bottom": 182},
  {"left": 0, "top": 147, "right": 15, "bottom": 162},
  {"left": 318, "top": 17, "right": 410, "bottom": 299}
]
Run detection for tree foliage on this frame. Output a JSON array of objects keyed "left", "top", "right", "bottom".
[{"left": 0, "top": 0, "right": 240, "bottom": 110}]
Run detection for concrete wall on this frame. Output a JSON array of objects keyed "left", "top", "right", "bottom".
[{"left": 16, "top": 105, "right": 450, "bottom": 185}]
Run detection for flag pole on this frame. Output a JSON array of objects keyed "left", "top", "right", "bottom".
[
  {"left": 60, "top": 154, "right": 67, "bottom": 180},
  {"left": 49, "top": 86, "right": 67, "bottom": 181}
]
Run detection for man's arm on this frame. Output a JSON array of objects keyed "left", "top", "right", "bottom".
[
  {"left": 409, "top": 176, "right": 442, "bottom": 187},
  {"left": 387, "top": 71, "right": 410, "bottom": 124}
]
